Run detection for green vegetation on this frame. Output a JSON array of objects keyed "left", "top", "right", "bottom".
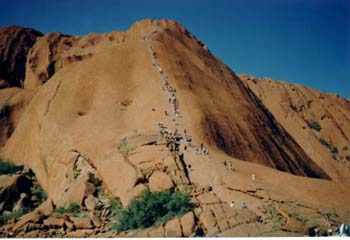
[
  {"left": 320, "top": 138, "right": 330, "bottom": 147},
  {"left": 54, "top": 203, "right": 81, "bottom": 215},
  {"left": 30, "top": 185, "right": 48, "bottom": 201},
  {"left": 95, "top": 190, "right": 122, "bottom": 218},
  {"left": 319, "top": 138, "right": 339, "bottom": 157},
  {"left": 117, "top": 138, "right": 135, "bottom": 157},
  {"left": 0, "top": 157, "right": 23, "bottom": 175},
  {"left": 108, "top": 198, "right": 122, "bottom": 217},
  {"left": 288, "top": 211, "right": 299, "bottom": 219},
  {"left": 308, "top": 121, "right": 322, "bottom": 132},
  {"left": 330, "top": 147, "right": 339, "bottom": 155},
  {"left": 113, "top": 190, "right": 195, "bottom": 232},
  {"left": 75, "top": 212, "right": 88, "bottom": 218},
  {"left": 262, "top": 204, "right": 285, "bottom": 230},
  {"left": 318, "top": 228, "right": 329, "bottom": 236},
  {"left": 299, "top": 216, "right": 309, "bottom": 225},
  {"left": 0, "top": 207, "right": 30, "bottom": 223},
  {"left": 293, "top": 214, "right": 309, "bottom": 225},
  {"left": 179, "top": 184, "right": 194, "bottom": 194},
  {"left": 321, "top": 210, "right": 338, "bottom": 218}
]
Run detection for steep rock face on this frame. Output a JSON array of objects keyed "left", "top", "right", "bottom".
[
  {"left": 24, "top": 31, "right": 126, "bottom": 89},
  {"left": 1, "top": 20, "right": 184, "bottom": 205},
  {"left": 151, "top": 20, "right": 329, "bottom": 179},
  {"left": 0, "top": 26, "right": 43, "bottom": 88},
  {"left": 240, "top": 74, "right": 350, "bottom": 181},
  {"left": 0, "top": 19, "right": 332, "bottom": 207}
]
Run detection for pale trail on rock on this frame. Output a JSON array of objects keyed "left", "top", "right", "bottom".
[{"left": 142, "top": 20, "right": 211, "bottom": 184}]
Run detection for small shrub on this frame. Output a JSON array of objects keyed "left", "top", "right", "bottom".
[
  {"left": 296, "top": 215, "right": 309, "bottom": 225},
  {"left": 54, "top": 203, "right": 80, "bottom": 215},
  {"left": 319, "top": 138, "right": 330, "bottom": 147},
  {"left": 30, "top": 186, "right": 47, "bottom": 200},
  {"left": 289, "top": 212, "right": 299, "bottom": 219},
  {"left": 75, "top": 212, "right": 88, "bottom": 218},
  {"left": 331, "top": 147, "right": 339, "bottom": 155},
  {"left": 113, "top": 190, "right": 195, "bottom": 232},
  {"left": 0, "top": 157, "right": 23, "bottom": 175},
  {"left": 318, "top": 228, "right": 329, "bottom": 236},
  {"left": 117, "top": 138, "right": 135, "bottom": 157},
  {"left": 308, "top": 121, "right": 322, "bottom": 132},
  {"left": 319, "top": 139, "right": 339, "bottom": 156},
  {"left": 0, "top": 207, "right": 30, "bottom": 223},
  {"left": 108, "top": 198, "right": 122, "bottom": 216},
  {"left": 262, "top": 204, "right": 285, "bottom": 230},
  {"left": 321, "top": 210, "right": 338, "bottom": 218}
]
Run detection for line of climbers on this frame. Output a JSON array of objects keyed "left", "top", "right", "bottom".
[{"left": 144, "top": 21, "right": 211, "bottom": 183}]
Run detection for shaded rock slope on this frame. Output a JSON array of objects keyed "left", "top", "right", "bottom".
[
  {"left": 0, "top": 26, "right": 43, "bottom": 88},
  {"left": 0, "top": 20, "right": 349, "bottom": 237},
  {"left": 240, "top": 74, "right": 350, "bottom": 182}
]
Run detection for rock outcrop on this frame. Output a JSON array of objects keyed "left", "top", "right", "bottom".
[
  {"left": 0, "top": 26, "right": 43, "bottom": 88},
  {"left": 240, "top": 74, "right": 350, "bottom": 181},
  {"left": 0, "top": 19, "right": 349, "bottom": 237}
]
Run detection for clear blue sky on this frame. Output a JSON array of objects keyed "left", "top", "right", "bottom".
[{"left": 1, "top": 0, "right": 349, "bottom": 98}]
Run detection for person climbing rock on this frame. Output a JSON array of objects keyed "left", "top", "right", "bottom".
[
  {"left": 203, "top": 148, "right": 209, "bottom": 156},
  {"left": 307, "top": 227, "right": 317, "bottom": 237},
  {"left": 230, "top": 201, "right": 235, "bottom": 208},
  {"left": 194, "top": 227, "right": 204, "bottom": 237},
  {"left": 328, "top": 229, "right": 333, "bottom": 236},
  {"left": 227, "top": 161, "right": 232, "bottom": 171},
  {"left": 242, "top": 202, "right": 248, "bottom": 208}
]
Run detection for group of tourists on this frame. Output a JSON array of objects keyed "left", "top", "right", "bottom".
[{"left": 229, "top": 201, "right": 248, "bottom": 209}]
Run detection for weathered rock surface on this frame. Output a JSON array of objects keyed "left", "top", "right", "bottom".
[
  {"left": 149, "top": 171, "right": 174, "bottom": 192},
  {"left": 165, "top": 217, "right": 182, "bottom": 237},
  {"left": 0, "top": 26, "right": 43, "bottom": 88},
  {"left": 69, "top": 217, "right": 93, "bottom": 229},
  {"left": 180, "top": 211, "right": 195, "bottom": 236},
  {"left": 240, "top": 74, "right": 350, "bottom": 181},
  {"left": 84, "top": 194, "right": 97, "bottom": 211},
  {"left": 0, "top": 19, "right": 334, "bottom": 211},
  {"left": 119, "top": 183, "right": 147, "bottom": 206},
  {"left": 199, "top": 208, "right": 217, "bottom": 230},
  {"left": 12, "top": 211, "right": 43, "bottom": 232},
  {"left": 36, "top": 199, "right": 53, "bottom": 216},
  {"left": 148, "top": 225, "right": 165, "bottom": 237},
  {"left": 0, "top": 18, "right": 349, "bottom": 238},
  {"left": 0, "top": 174, "right": 31, "bottom": 211},
  {"left": 65, "top": 229, "right": 94, "bottom": 238},
  {"left": 43, "top": 217, "right": 65, "bottom": 228}
]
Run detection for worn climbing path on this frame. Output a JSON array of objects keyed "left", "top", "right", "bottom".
[{"left": 143, "top": 20, "right": 211, "bottom": 184}]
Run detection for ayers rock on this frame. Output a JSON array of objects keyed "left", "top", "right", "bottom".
[{"left": 0, "top": 19, "right": 349, "bottom": 237}]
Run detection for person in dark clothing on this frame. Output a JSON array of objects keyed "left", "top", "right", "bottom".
[
  {"left": 307, "top": 227, "right": 317, "bottom": 237},
  {"left": 195, "top": 227, "right": 204, "bottom": 237}
]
